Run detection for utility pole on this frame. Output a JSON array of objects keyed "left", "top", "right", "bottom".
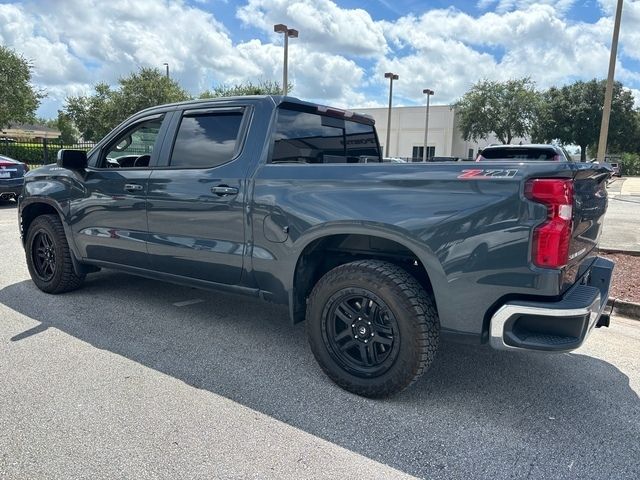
[
  {"left": 384, "top": 72, "right": 399, "bottom": 158},
  {"left": 274, "top": 24, "right": 298, "bottom": 96},
  {"left": 422, "top": 89, "right": 434, "bottom": 162},
  {"left": 163, "top": 62, "right": 169, "bottom": 79},
  {"left": 597, "top": 0, "right": 624, "bottom": 163}
]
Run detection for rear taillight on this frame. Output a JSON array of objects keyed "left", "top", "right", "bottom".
[{"left": 525, "top": 178, "right": 574, "bottom": 268}]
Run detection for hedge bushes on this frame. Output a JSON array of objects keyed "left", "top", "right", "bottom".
[
  {"left": 619, "top": 153, "right": 640, "bottom": 176},
  {"left": 0, "top": 142, "right": 93, "bottom": 165}
]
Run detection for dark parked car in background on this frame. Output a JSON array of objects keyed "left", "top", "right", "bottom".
[
  {"left": 477, "top": 144, "right": 573, "bottom": 162},
  {"left": 0, "top": 155, "right": 28, "bottom": 202}
]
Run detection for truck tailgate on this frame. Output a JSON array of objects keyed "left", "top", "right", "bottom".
[{"left": 563, "top": 163, "right": 611, "bottom": 290}]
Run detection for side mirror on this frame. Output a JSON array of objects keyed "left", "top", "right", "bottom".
[{"left": 57, "top": 149, "right": 88, "bottom": 170}]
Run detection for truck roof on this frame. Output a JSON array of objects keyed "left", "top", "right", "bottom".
[{"left": 135, "top": 95, "right": 375, "bottom": 125}]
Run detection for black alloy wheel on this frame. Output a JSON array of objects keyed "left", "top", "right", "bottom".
[
  {"left": 25, "top": 214, "right": 85, "bottom": 294},
  {"left": 324, "top": 290, "right": 400, "bottom": 377},
  {"left": 306, "top": 259, "right": 440, "bottom": 398},
  {"left": 31, "top": 230, "right": 57, "bottom": 281}
]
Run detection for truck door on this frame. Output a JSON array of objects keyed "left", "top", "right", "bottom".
[
  {"left": 69, "top": 114, "right": 169, "bottom": 269},
  {"left": 145, "top": 106, "right": 249, "bottom": 285}
]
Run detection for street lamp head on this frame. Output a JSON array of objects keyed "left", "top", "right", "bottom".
[
  {"left": 163, "top": 62, "right": 168, "bottom": 66},
  {"left": 287, "top": 28, "right": 299, "bottom": 38},
  {"left": 274, "top": 23, "right": 288, "bottom": 33},
  {"left": 423, "top": 89, "right": 434, "bottom": 95},
  {"left": 384, "top": 72, "right": 399, "bottom": 80}
]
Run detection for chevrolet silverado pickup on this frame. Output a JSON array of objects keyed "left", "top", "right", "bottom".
[{"left": 18, "top": 96, "right": 614, "bottom": 397}]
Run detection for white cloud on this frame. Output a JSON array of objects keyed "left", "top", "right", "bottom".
[
  {"left": 373, "top": 38, "right": 499, "bottom": 106},
  {"left": 626, "top": 88, "right": 640, "bottom": 108},
  {"left": 377, "top": 3, "right": 638, "bottom": 105},
  {"left": 0, "top": 0, "right": 370, "bottom": 114},
  {"left": 478, "top": 0, "right": 576, "bottom": 13},
  {"left": 237, "top": 0, "right": 388, "bottom": 57},
  {"left": 234, "top": 39, "right": 366, "bottom": 106},
  {"left": 0, "top": 0, "right": 639, "bottom": 119},
  {"left": 0, "top": 4, "right": 90, "bottom": 88}
]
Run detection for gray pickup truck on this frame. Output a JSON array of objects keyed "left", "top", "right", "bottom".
[{"left": 18, "top": 96, "right": 614, "bottom": 397}]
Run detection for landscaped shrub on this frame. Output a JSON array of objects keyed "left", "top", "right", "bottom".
[
  {"left": 619, "top": 153, "right": 640, "bottom": 176},
  {"left": 0, "top": 141, "right": 93, "bottom": 165}
]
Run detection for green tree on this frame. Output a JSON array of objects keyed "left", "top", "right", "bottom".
[
  {"left": 532, "top": 79, "right": 637, "bottom": 162},
  {"left": 0, "top": 46, "right": 44, "bottom": 128},
  {"left": 65, "top": 68, "right": 190, "bottom": 141},
  {"left": 52, "top": 110, "right": 79, "bottom": 144},
  {"left": 40, "top": 111, "right": 79, "bottom": 144},
  {"left": 199, "top": 80, "right": 290, "bottom": 98},
  {"left": 455, "top": 78, "right": 540, "bottom": 144}
]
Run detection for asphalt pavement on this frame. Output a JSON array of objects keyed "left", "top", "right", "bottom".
[{"left": 0, "top": 202, "right": 638, "bottom": 480}]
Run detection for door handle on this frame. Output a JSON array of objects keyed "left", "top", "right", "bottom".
[
  {"left": 211, "top": 185, "right": 239, "bottom": 196},
  {"left": 124, "top": 183, "right": 143, "bottom": 192}
]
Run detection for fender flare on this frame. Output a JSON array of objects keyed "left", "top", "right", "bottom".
[
  {"left": 19, "top": 196, "right": 86, "bottom": 276},
  {"left": 285, "top": 221, "right": 447, "bottom": 322}
]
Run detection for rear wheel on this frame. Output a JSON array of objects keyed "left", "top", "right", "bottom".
[
  {"left": 306, "top": 259, "right": 439, "bottom": 398},
  {"left": 25, "top": 214, "right": 85, "bottom": 293}
]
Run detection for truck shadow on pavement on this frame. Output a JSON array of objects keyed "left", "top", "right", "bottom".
[{"left": 2, "top": 271, "right": 639, "bottom": 479}]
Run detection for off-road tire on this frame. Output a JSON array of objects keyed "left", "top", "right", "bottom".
[
  {"left": 25, "top": 214, "right": 85, "bottom": 294},
  {"left": 306, "top": 259, "right": 439, "bottom": 398}
]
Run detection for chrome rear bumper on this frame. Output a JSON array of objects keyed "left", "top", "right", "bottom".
[{"left": 489, "top": 257, "right": 614, "bottom": 352}]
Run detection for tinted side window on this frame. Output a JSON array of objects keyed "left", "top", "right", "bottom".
[
  {"left": 170, "top": 112, "right": 244, "bottom": 168},
  {"left": 271, "top": 108, "right": 380, "bottom": 164}
]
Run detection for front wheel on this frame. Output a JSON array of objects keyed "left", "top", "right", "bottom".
[
  {"left": 25, "top": 214, "right": 85, "bottom": 294},
  {"left": 306, "top": 260, "right": 439, "bottom": 398}
]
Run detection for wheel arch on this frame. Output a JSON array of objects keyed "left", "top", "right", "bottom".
[
  {"left": 20, "top": 199, "right": 65, "bottom": 246},
  {"left": 20, "top": 198, "right": 89, "bottom": 276},
  {"left": 287, "top": 225, "right": 445, "bottom": 324}
]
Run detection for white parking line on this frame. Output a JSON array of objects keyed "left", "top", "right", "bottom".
[{"left": 173, "top": 299, "right": 204, "bottom": 307}]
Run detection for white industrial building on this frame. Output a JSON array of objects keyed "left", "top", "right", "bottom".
[{"left": 355, "top": 105, "right": 527, "bottom": 161}]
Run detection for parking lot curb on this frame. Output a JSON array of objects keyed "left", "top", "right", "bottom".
[
  {"left": 607, "top": 297, "right": 640, "bottom": 321},
  {"left": 598, "top": 248, "right": 640, "bottom": 256}
]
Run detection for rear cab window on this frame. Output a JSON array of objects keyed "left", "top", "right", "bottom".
[{"left": 270, "top": 105, "right": 381, "bottom": 164}]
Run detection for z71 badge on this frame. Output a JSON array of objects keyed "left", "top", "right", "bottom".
[{"left": 457, "top": 169, "right": 519, "bottom": 179}]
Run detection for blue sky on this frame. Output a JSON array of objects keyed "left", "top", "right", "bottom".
[{"left": 1, "top": 0, "right": 639, "bottom": 118}]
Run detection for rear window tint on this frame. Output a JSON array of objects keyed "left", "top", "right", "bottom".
[
  {"left": 271, "top": 108, "right": 381, "bottom": 164},
  {"left": 481, "top": 148, "right": 559, "bottom": 161}
]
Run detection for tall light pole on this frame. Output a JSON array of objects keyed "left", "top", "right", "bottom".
[
  {"left": 384, "top": 72, "right": 399, "bottom": 158},
  {"left": 274, "top": 24, "right": 298, "bottom": 96},
  {"left": 597, "top": 0, "right": 624, "bottom": 163},
  {"left": 163, "top": 62, "right": 169, "bottom": 79},
  {"left": 422, "top": 89, "right": 434, "bottom": 162}
]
